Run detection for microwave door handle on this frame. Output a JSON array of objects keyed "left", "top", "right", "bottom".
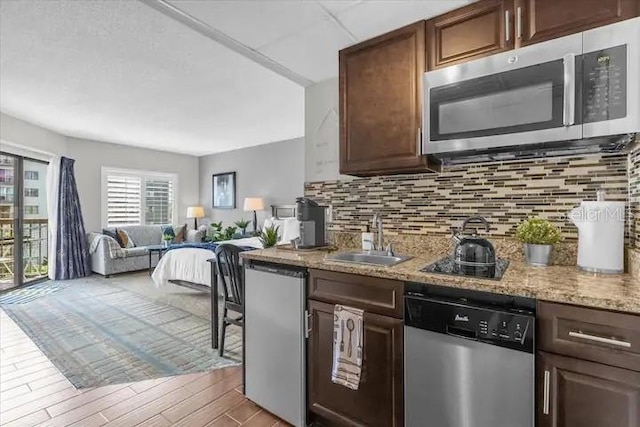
[{"left": 563, "top": 53, "right": 576, "bottom": 126}]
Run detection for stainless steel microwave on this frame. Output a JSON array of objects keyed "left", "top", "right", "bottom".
[{"left": 423, "top": 18, "right": 640, "bottom": 156}]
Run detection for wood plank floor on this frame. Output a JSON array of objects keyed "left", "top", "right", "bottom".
[{"left": 0, "top": 310, "right": 290, "bottom": 427}]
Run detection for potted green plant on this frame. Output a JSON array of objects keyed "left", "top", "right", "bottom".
[
  {"left": 259, "top": 225, "right": 280, "bottom": 248},
  {"left": 234, "top": 219, "right": 251, "bottom": 236},
  {"left": 162, "top": 233, "right": 173, "bottom": 248},
  {"left": 515, "top": 217, "right": 562, "bottom": 266},
  {"left": 207, "top": 221, "right": 223, "bottom": 242},
  {"left": 222, "top": 226, "right": 237, "bottom": 241}
]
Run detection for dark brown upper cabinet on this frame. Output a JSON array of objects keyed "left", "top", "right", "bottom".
[
  {"left": 514, "top": 0, "right": 640, "bottom": 47},
  {"left": 339, "top": 22, "right": 438, "bottom": 177},
  {"left": 426, "top": 0, "right": 515, "bottom": 70}
]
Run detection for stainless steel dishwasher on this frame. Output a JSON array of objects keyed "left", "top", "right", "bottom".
[
  {"left": 244, "top": 261, "right": 307, "bottom": 427},
  {"left": 404, "top": 282, "right": 535, "bottom": 427}
]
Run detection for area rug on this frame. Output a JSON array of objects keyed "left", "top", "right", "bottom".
[
  {"left": 2, "top": 279, "right": 241, "bottom": 389},
  {"left": 0, "top": 280, "right": 73, "bottom": 305}
]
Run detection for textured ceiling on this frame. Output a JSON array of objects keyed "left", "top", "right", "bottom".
[
  {"left": 0, "top": 0, "right": 304, "bottom": 156},
  {"left": 0, "top": 0, "right": 470, "bottom": 156},
  {"left": 169, "top": 0, "right": 471, "bottom": 82}
]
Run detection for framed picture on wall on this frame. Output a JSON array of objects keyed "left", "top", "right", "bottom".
[{"left": 212, "top": 171, "right": 236, "bottom": 209}]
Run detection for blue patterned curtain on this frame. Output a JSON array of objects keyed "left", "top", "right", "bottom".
[{"left": 55, "top": 157, "right": 91, "bottom": 280}]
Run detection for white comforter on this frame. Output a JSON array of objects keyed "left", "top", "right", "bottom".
[{"left": 151, "top": 237, "right": 263, "bottom": 288}]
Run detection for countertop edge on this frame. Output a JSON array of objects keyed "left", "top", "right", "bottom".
[{"left": 240, "top": 250, "right": 640, "bottom": 315}]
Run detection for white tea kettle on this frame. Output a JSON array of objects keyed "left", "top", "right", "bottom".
[{"left": 569, "top": 191, "right": 625, "bottom": 274}]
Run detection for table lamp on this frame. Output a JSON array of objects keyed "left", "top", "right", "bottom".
[
  {"left": 243, "top": 197, "right": 264, "bottom": 234},
  {"left": 186, "top": 206, "right": 205, "bottom": 228}
]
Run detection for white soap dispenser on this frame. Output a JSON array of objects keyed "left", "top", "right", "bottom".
[{"left": 362, "top": 225, "right": 375, "bottom": 251}]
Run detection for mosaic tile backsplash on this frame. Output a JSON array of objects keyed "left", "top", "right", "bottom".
[
  {"left": 305, "top": 153, "right": 632, "bottom": 242},
  {"left": 629, "top": 145, "right": 639, "bottom": 248}
]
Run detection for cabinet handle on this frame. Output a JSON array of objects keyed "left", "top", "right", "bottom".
[
  {"left": 543, "top": 370, "right": 550, "bottom": 415},
  {"left": 417, "top": 127, "right": 422, "bottom": 155},
  {"left": 516, "top": 7, "right": 523, "bottom": 39},
  {"left": 568, "top": 331, "right": 631, "bottom": 348},
  {"left": 505, "top": 10, "right": 511, "bottom": 43},
  {"left": 305, "top": 310, "right": 311, "bottom": 339}
]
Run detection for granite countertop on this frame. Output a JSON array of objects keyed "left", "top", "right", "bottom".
[{"left": 240, "top": 248, "right": 640, "bottom": 315}]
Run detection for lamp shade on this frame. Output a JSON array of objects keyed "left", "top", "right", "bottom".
[
  {"left": 186, "top": 206, "right": 205, "bottom": 219},
  {"left": 243, "top": 197, "right": 264, "bottom": 211}
]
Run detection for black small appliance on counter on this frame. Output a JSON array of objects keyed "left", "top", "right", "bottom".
[
  {"left": 296, "top": 197, "right": 326, "bottom": 249},
  {"left": 422, "top": 216, "right": 509, "bottom": 280}
]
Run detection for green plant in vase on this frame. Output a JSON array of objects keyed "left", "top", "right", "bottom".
[
  {"left": 162, "top": 233, "right": 173, "bottom": 247},
  {"left": 222, "top": 226, "right": 237, "bottom": 240},
  {"left": 208, "top": 221, "right": 223, "bottom": 242},
  {"left": 515, "top": 217, "right": 562, "bottom": 266},
  {"left": 234, "top": 219, "right": 251, "bottom": 236},
  {"left": 259, "top": 225, "right": 280, "bottom": 248}
]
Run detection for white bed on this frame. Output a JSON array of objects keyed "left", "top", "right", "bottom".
[
  {"left": 151, "top": 237, "right": 262, "bottom": 288},
  {"left": 151, "top": 204, "right": 300, "bottom": 289}
]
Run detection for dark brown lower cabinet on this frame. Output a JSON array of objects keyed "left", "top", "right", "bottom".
[
  {"left": 537, "top": 351, "right": 640, "bottom": 427},
  {"left": 307, "top": 299, "right": 403, "bottom": 427}
]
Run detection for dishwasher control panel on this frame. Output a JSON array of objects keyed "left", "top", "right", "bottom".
[{"left": 405, "top": 283, "right": 535, "bottom": 353}]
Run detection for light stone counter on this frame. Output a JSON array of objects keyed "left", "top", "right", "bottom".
[{"left": 240, "top": 248, "right": 640, "bottom": 315}]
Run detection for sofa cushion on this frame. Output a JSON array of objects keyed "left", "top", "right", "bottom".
[
  {"left": 117, "top": 229, "right": 135, "bottom": 248},
  {"left": 103, "top": 229, "right": 125, "bottom": 248},
  {"left": 105, "top": 226, "right": 162, "bottom": 247},
  {"left": 161, "top": 224, "right": 187, "bottom": 244},
  {"left": 122, "top": 247, "right": 148, "bottom": 258}
]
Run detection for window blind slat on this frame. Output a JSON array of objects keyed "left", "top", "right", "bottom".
[{"left": 105, "top": 172, "right": 174, "bottom": 227}]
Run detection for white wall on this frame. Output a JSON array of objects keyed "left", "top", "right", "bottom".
[
  {"left": 304, "top": 77, "right": 352, "bottom": 183},
  {"left": 1, "top": 112, "right": 199, "bottom": 232},
  {"left": 67, "top": 137, "right": 199, "bottom": 232},
  {"left": 0, "top": 112, "right": 67, "bottom": 158},
  {"left": 199, "top": 138, "right": 305, "bottom": 228}
]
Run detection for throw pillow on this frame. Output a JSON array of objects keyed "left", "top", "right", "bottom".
[
  {"left": 161, "top": 225, "right": 175, "bottom": 241},
  {"left": 116, "top": 229, "right": 135, "bottom": 248},
  {"left": 174, "top": 224, "right": 187, "bottom": 243},
  {"left": 103, "top": 229, "right": 125, "bottom": 248}
]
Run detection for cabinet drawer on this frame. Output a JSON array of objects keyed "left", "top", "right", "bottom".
[
  {"left": 537, "top": 301, "right": 640, "bottom": 372},
  {"left": 308, "top": 269, "right": 403, "bottom": 318}
]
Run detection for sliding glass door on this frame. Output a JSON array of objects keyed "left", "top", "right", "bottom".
[{"left": 0, "top": 152, "right": 49, "bottom": 290}]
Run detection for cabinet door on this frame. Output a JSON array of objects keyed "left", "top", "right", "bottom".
[
  {"left": 339, "top": 22, "right": 433, "bottom": 177},
  {"left": 307, "top": 300, "right": 403, "bottom": 427},
  {"left": 537, "top": 351, "right": 640, "bottom": 427},
  {"left": 515, "top": 0, "right": 639, "bottom": 47},
  {"left": 426, "top": 0, "right": 514, "bottom": 70}
]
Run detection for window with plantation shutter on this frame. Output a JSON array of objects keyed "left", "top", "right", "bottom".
[
  {"left": 102, "top": 168, "right": 177, "bottom": 228},
  {"left": 145, "top": 179, "right": 174, "bottom": 225}
]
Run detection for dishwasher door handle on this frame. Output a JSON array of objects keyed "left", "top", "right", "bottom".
[{"left": 446, "top": 324, "right": 478, "bottom": 341}]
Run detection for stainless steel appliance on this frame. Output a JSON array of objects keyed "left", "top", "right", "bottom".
[
  {"left": 244, "top": 261, "right": 307, "bottom": 427},
  {"left": 405, "top": 283, "right": 535, "bottom": 427},
  {"left": 296, "top": 197, "right": 326, "bottom": 248},
  {"left": 451, "top": 216, "right": 496, "bottom": 277},
  {"left": 423, "top": 18, "right": 640, "bottom": 158}
]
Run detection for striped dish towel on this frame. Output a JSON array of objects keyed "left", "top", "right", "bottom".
[{"left": 331, "top": 305, "right": 364, "bottom": 390}]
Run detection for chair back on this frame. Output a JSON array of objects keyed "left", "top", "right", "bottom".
[{"left": 214, "top": 244, "right": 244, "bottom": 308}]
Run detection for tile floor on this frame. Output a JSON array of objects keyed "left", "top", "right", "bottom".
[{"left": 0, "top": 310, "right": 289, "bottom": 427}]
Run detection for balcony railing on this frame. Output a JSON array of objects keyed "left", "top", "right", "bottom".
[{"left": 0, "top": 218, "right": 48, "bottom": 286}]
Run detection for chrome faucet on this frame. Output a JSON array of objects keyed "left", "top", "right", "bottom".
[{"left": 372, "top": 212, "right": 383, "bottom": 251}]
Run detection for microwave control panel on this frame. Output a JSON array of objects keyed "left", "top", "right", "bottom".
[{"left": 582, "top": 44, "right": 627, "bottom": 123}]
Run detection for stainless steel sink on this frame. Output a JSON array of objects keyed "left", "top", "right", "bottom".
[{"left": 326, "top": 251, "right": 412, "bottom": 267}]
